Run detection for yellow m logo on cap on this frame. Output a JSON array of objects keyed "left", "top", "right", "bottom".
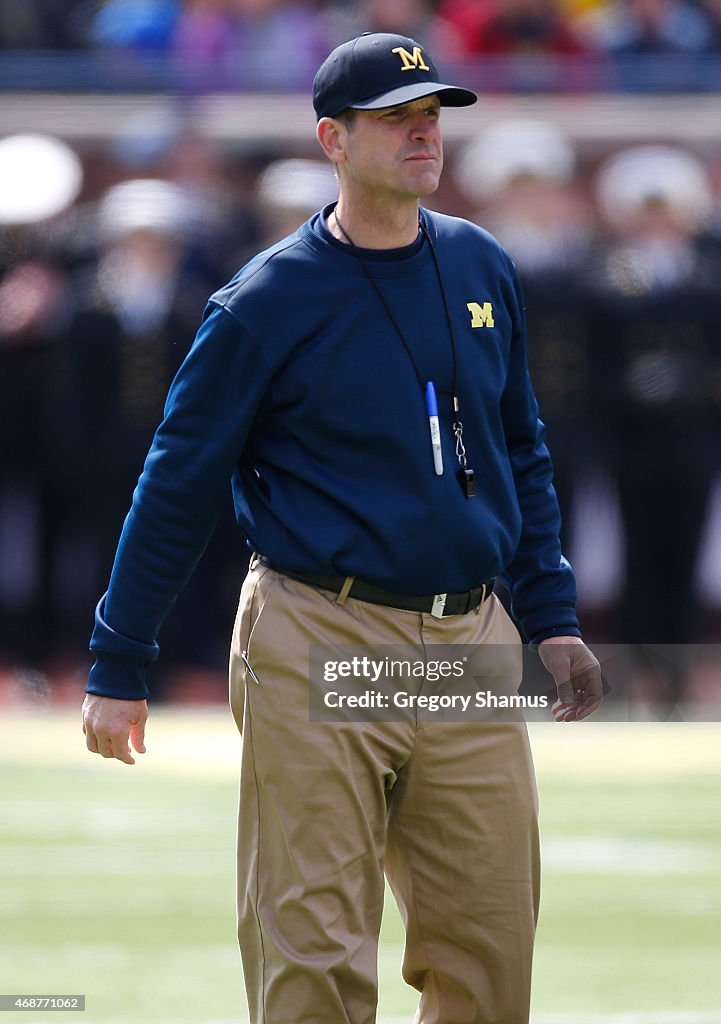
[{"left": 392, "top": 46, "right": 430, "bottom": 72}]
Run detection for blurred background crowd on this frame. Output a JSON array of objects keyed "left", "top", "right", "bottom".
[
  {"left": 5, "top": 0, "right": 721, "bottom": 63},
  {"left": 4, "top": 0, "right": 721, "bottom": 94},
  {"left": 2, "top": 0, "right": 721, "bottom": 704}
]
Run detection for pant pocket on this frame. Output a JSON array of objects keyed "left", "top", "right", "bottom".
[{"left": 229, "top": 565, "right": 270, "bottom": 733}]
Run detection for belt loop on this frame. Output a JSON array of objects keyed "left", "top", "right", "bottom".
[{"left": 336, "top": 576, "right": 355, "bottom": 606}]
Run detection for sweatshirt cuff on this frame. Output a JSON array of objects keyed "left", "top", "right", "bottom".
[
  {"left": 86, "top": 594, "right": 158, "bottom": 700},
  {"left": 518, "top": 594, "right": 580, "bottom": 647},
  {"left": 86, "top": 650, "right": 151, "bottom": 701},
  {"left": 527, "top": 624, "right": 582, "bottom": 650}
]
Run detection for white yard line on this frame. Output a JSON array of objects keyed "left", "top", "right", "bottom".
[
  {"left": 530, "top": 1016, "right": 721, "bottom": 1024},
  {"left": 34, "top": 1014, "right": 721, "bottom": 1024},
  {"left": 194, "top": 1015, "right": 721, "bottom": 1024}
]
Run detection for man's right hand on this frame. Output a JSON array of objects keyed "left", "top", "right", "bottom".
[{"left": 82, "top": 694, "right": 149, "bottom": 765}]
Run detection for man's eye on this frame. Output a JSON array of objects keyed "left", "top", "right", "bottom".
[{"left": 380, "top": 106, "right": 439, "bottom": 121}]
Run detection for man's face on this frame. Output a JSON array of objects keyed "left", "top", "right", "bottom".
[{"left": 337, "top": 95, "right": 444, "bottom": 203}]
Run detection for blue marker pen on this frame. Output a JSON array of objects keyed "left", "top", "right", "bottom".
[{"left": 425, "top": 381, "right": 443, "bottom": 476}]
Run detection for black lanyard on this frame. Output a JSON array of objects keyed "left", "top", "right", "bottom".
[{"left": 333, "top": 209, "right": 475, "bottom": 497}]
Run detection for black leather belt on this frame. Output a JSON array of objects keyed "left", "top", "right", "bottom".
[{"left": 257, "top": 557, "right": 494, "bottom": 618}]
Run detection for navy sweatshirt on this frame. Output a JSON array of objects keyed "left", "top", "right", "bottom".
[{"left": 88, "top": 206, "right": 580, "bottom": 700}]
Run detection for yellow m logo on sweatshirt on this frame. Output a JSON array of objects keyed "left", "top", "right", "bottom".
[{"left": 467, "top": 302, "right": 495, "bottom": 328}]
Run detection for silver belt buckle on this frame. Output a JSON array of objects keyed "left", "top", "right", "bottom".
[{"left": 430, "top": 592, "right": 447, "bottom": 618}]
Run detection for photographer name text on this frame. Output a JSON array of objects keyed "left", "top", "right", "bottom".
[{"left": 322, "top": 690, "right": 548, "bottom": 712}]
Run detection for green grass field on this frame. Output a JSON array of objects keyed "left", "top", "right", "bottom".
[{"left": 1, "top": 708, "right": 721, "bottom": 1023}]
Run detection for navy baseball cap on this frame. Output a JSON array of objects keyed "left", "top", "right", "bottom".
[{"left": 313, "top": 32, "right": 477, "bottom": 121}]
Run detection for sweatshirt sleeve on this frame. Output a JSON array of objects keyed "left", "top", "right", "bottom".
[
  {"left": 498, "top": 263, "right": 581, "bottom": 646},
  {"left": 87, "top": 302, "right": 271, "bottom": 700}
]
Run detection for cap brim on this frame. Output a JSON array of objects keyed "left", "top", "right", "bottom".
[{"left": 350, "top": 82, "right": 477, "bottom": 111}]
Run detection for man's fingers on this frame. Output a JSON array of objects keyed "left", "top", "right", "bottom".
[
  {"left": 111, "top": 740, "right": 136, "bottom": 765},
  {"left": 552, "top": 696, "right": 580, "bottom": 722},
  {"left": 88, "top": 731, "right": 136, "bottom": 764},
  {"left": 99, "top": 737, "right": 116, "bottom": 759},
  {"left": 129, "top": 721, "right": 146, "bottom": 755},
  {"left": 553, "top": 688, "right": 603, "bottom": 722},
  {"left": 102, "top": 734, "right": 135, "bottom": 764},
  {"left": 574, "top": 695, "right": 603, "bottom": 721},
  {"left": 555, "top": 680, "right": 576, "bottom": 706},
  {"left": 552, "top": 667, "right": 580, "bottom": 714},
  {"left": 84, "top": 727, "right": 100, "bottom": 754}
]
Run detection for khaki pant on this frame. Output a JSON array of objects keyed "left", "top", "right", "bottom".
[{"left": 229, "top": 560, "right": 540, "bottom": 1024}]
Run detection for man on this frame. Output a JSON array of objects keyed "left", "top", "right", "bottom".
[{"left": 83, "top": 32, "right": 602, "bottom": 1024}]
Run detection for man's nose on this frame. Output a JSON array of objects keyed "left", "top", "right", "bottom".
[{"left": 409, "top": 111, "right": 438, "bottom": 140}]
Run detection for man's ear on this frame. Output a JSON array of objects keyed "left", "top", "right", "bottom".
[{"left": 317, "top": 117, "right": 346, "bottom": 166}]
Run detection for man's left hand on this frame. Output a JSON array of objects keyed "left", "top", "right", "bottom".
[{"left": 538, "top": 637, "right": 602, "bottom": 722}]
